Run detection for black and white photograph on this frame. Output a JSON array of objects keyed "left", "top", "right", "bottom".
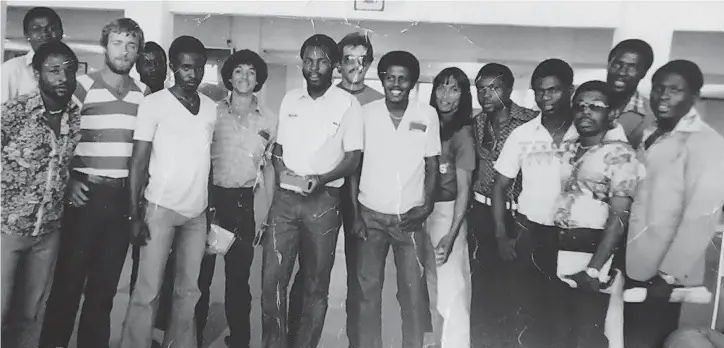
[{"left": 1, "top": 1, "right": 724, "bottom": 348}]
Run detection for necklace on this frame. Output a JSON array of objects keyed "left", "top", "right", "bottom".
[
  {"left": 389, "top": 113, "right": 403, "bottom": 120},
  {"left": 48, "top": 108, "right": 64, "bottom": 115}
]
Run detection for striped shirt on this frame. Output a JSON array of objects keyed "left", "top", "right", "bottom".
[{"left": 71, "top": 72, "right": 149, "bottom": 178}]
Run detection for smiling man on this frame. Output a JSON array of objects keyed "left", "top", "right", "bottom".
[
  {"left": 1, "top": 7, "right": 64, "bottom": 103},
  {"left": 606, "top": 39, "right": 656, "bottom": 149},
  {"left": 261, "top": 34, "right": 363, "bottom": 348},
  {"left": 120, "top": 35, "right": 217, "bottom": 348},
  {"left": 625, "top": 60, "right": 724, "bottom": 348},
  {"left": 39, "top": 18, "right": 148, "bottom": 348},
  {"left": 349, "top": 50, "right": 440, "bottom": 348}
]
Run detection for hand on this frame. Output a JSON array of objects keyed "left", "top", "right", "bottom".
[
  {"left": 130, "top": 216, "right": 150, "bottom": 246},
  {"left": 304, "top": 175, "right": 322, "bottom": 196},
  {"left": 66, "top": 177, "right": 90, "bottom": 207},
  {"left": 496, "top": 235, "right": 517, "bottom": 261},
  {"left": 400, "top": 204, "right": 433, "bottom": 231},
  {"left": 434, "top": 233, "right": 455, "bottom": 266},
  {"left": 352, "top": 216, "right": 368, "bottom": 241},
  {"left": 568, "top": 270, "right": 601, "bottom": 293}
]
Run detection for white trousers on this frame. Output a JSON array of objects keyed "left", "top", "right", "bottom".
[{"left": 424, "top": 200, "right": 471, "bottom": 348}]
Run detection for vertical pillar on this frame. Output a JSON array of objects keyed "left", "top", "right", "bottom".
[
  {"left": 612, "top": 2, "right": 674, "bottom": 95},
  {"left": 1, "top": 1, "right": 8, "bottom": 62},
  {"left": 124, "top": 0, "right": 173, "bottom": 53}
]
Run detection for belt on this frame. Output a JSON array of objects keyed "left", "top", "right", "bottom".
[
  {"left": 72, "top": 171, "right": 128, "bottom": 188},
  {"left": 474, "top": 192, "right": 518, "bottom": 210}
]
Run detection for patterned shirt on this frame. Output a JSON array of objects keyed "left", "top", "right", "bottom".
[
  {"left": 211, "top": 96, "right": 278, "bottom": 188},
  {"left": 553, "top": 139, "right": 643, "bottom": 230},
  {"left": 609, "top": 90, "right": 655, "bottom": 150},
  {"left": 71, "top": 72, "right": 149, "bottom": 178},
  {"left": 472, "top": 102, "right": 538, "bottom": 201},
  {"left": 1, "top": 91, "right": 82, "bottom": 236}
]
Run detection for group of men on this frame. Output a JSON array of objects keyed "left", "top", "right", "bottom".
[{"left": 2, "top": 5, "right": 724, "bottom": 348}]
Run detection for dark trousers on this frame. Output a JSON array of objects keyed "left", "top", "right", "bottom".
[
  {"left": 355, "top": 204, "right": 427, "bottom": 348},
  {"left": 39, "top": 182, "right": 130, "bottom": 348},
  {"left": 261, "top": 187, "right": 341, "bottom": 348},
  {"left": 340, "top": 180, "right": 361, "bottom": 347},
  {"left": 196, "top": 186, "right": 256, "bottom": 348}
]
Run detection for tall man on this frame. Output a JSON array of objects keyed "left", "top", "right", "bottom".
[
  {"left": 350, "top": 51, "right": 440, "bottom": 348},
  {"left": 39, "top": 18, "right": 147, "bottom": 348},
  {"left": 121, "top": 35, "right": 217, "bottom": 348},
  {"left": 1, "top": 7, "right": 64, "bottom": 102},
  {"left": 606, "top": 39, "right": 657, "bottom": 149},
  {"left": 262, "top": 34, "right": 363, "bottom": 348},
  {"left": 467, "top": 63, "right": 538, "bottom": 346},
  {"left": 1, "top": 41, "right": 81, "bottom": 348},
  {"left": 625, "top": 60, "right": 724, "bottom": 348},
  {"left": 491, "top": 59, "right": 581, "bottom": 346}
]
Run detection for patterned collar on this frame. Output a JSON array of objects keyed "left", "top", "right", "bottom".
[
  {"left": 611, "top": 90, "right": 647, "bottom": 119},
  {"left": 24, "top": 50, "right": 35, "bottom": 66},
  {"left": 474, "top": 102, "right": 538, "bottom": 121},
  {"left": 22, "top": 91, "right": 79, "bottom": 136},
  {"left": 219, "top": 94, "right": 260, "bottom": 113}
]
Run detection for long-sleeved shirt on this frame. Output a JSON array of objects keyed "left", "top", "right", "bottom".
[{"left": 626, "top": 108, "right": 724, "bottom": 286}]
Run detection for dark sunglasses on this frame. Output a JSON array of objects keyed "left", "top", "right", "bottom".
[{"left": 573, "top": 100, "right": 608, "bottom": 112}]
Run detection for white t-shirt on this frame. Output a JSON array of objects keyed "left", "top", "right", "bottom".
[
  {"left": 358, "top": 99, "right": 442, "bottom": 215},
  {"left": 1, "top": 51, "right": 37, "bottom": 103},
  {"left": 276, "top": 86, "right": 363, "bottom": 188},
  {"left": 133, "top": 89, "right": 217, "bottom": 218}
]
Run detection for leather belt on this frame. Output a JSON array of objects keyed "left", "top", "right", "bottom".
[{"left": 72, "top": 171, "right": 128, "bottom": 188}]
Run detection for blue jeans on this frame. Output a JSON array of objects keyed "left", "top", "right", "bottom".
[
  {"left": 261, "top": 187, "right": 341, "bottom": 348},
  {"left": 355, "top": 204, "right": 428, "bottom": 348},
  {"left": 1, "top": 231, "right": 60, "bottom": 348},
  {"left": 119, "top": 203, "right": 207, "bottom": 348}
]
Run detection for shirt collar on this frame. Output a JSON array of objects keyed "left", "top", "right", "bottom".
[
  {"left": 622, "top": 90, "right": 647, "bottom": 115},
  {"left": 25, "top": 90, "right": 80, "bottom": 122},
  {"left": 299, "top": 86, "right": 334, "bottom": 100},
  {"left": 641, "top": 108, "right": 705, "bottom": 143},
  {"left": 531, "top": 115, "right": 578, "bottom": 139},
  {"left": 24, "top": 50, "right": 35, "bottom": 66}
]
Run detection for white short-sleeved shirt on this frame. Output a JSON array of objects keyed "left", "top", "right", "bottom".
[
  {"left": 276, "top": 86, "right": 363, "bottom": 188},
  {"left": 493, "top": 116, "right": 580, "bottom": 226},
  {"left": 133, "top": 89, "right": 217, "bottom": 218},
  {"left": 358, "top": 99, "right": 442, "bottom": 215},
  {"left": 1, "top": 51, "right": 37, "bottom": 103}
]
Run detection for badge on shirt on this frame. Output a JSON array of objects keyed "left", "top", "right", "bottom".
[
  {"left": 288, "top": 113, "right": 298, "bottom": 118},
  {"left": 409, "top": 121, "right": 427, "bottom": 132},
  {"left": 439, "top": 163, "right": 449, "bottom": 174},
  {"left": 259, "top": 129, "right": 270, "bottom": 141}
]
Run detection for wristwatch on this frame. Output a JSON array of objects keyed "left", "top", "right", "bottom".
[{"left": 585, "top": 267, "right": 600, "bottom": 279}]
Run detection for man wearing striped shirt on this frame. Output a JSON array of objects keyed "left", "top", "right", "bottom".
[{"left": 39, "top": 18, "right": 148, "bottom": 348}]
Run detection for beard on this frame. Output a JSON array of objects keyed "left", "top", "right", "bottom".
[{"left": 106, "top": 55, "right": 134, "bottom": 75}]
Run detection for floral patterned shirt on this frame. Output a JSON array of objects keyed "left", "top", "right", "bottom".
[
  {"left": 553, "top": 138, "right": 644, "bottom": 230},
  {"left": 1, "top": 91, "right": 82, "bottom": 237}
]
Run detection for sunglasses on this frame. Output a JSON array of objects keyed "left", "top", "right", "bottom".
[
  {"left": 342, "top": 55, "right": 367, "bottom": 65},
  {"left": 573, "top": 100, "right": 608, "bottom": 112}
]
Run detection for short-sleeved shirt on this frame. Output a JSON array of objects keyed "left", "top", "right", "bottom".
[
  {"left": 553, "top": 139, "right": 643, "bottom": 229},
  {"left": 133, "top": 89, "right": 217, "bottom": 218},
  {"left": 472, "top": 103, "right": 539, "bottom": 203},
  {"left": 1, "top": 91, "right": 82, "bottom": 236},
  {"left": 359, "top": 99, "right": 442, "bottom": 215},
  {"left": 211, "top": 96, "right": 277, "bottom": 188},
  {"left": 71, "top": 72, "right": 149, "bottom": 178},
  {"left": 436, "top": 125, "right": 476, "bottom": 202},
  {"left": 1, "top": 51, "right": 37, "bottom": 103},
  {"left": 276, "top": 86, "right": 363, "bottom": 188}
]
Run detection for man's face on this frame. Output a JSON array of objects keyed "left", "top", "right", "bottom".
[
  {"left": 338, "top": 45, "right": 371, "bottom": 85},
  {"left": 25, "top": 17, "right": 63, "bottom": 51},
  {"left": 301, "top": 46, "right": 333, "bottom": 90},
  {"left": 435, "top": 75, "right": 462, "bottom": 114},
  {"left": 607, "top": 50, "right": 647, "bottom": 95},
  {"left": 36, "top": 53, "right": 77, "bottom": 100},
  {"left": 382, "top": 65, "right": 413, "bottom": 104},
  {"left": 572, "top": 90, "right": 610, "bottom": 137},
  {"left": 229, "top": 63, "right": 257, "bottom": 94},
  {"left": 105, "top": 31, "right": 140, "bottom": 75},
  {"left": 476, "top": 75, "right": 511, "bottom": 113},
  {"left": 137, "top": 51, "right": 167, "bottom": 91},
  {"left": 650, "top": 72, "right": 696, "bottom": 121},
  {"left": 533, "top": 75, "right": 570, "bottom": 117},
  {"left": 171, "top": 52, "right": 206, "bottom": 93}
]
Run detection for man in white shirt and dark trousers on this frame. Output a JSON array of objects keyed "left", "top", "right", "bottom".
[
  {"left": 262, "top": 34, "right": 363, "bottom": 348},
  {"left": 120, "top": 35, "right": 217, "bottom": 348},
  {"left": 1, "top": 7, "right": 64, "bottom": 103},
  {"left": 349, "top": 51, "right": 441, "bottom": 348}
]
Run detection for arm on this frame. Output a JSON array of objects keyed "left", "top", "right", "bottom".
[
  {"left": 491, "top": 129, "right": 522, "bottom": 239},
  {"left": 448, "top": 168, "right": 472, "bottom": 241},
  {"left": 314, "top": 102, "right": 364, "bottom": 186},
  {"left": 491, "top": 173, "right": 514, "bottom": 239},
  {"left": 318, "top": 151, "right": 361, "bottom": 185},
  {"left": 0, "top": 62, "right": 14, "bottom": 103},
  {"left": 129, "top": 140, "right": 152, "bottom": 218},
  {"left": 588, "top": 196, "right": 631, "bottom": 270}
]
